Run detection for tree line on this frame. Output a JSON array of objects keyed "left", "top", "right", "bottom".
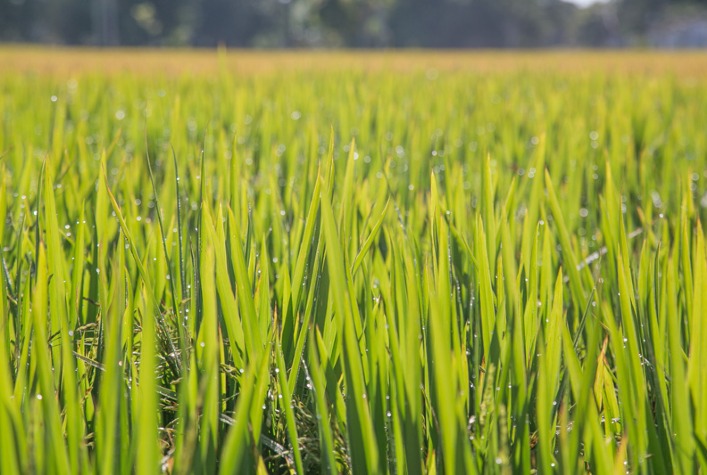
[{"left": 0, "top": 0, "right": 705, "bottom": 48}]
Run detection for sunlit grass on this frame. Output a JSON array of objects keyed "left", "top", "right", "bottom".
[{"left": 0, "top": 49, "right": 707, "bottom": 473}]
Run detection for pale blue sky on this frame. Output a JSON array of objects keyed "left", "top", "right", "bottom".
[{"left": 566, "top": 0, "right": 610, "bottom": 6}]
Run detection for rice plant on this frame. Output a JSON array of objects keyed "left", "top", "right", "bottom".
[{"left": 0, "top": 50, "right": 706, "bottom": 473}]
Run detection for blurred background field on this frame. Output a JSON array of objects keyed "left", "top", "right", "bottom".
[{"left": 3, "top": 47, "right": 707, "bottom": 77}]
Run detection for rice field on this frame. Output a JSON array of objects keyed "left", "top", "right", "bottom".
[{"left": 1, "top": 49, "right": 707, "bottom": 473}]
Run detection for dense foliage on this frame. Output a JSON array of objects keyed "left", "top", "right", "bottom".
[
  {"left": 1, "top": 51, "right": 707, "bottom": 473},
  {"left": 1, "top": 0, "right": 706, "bottom": 47}
]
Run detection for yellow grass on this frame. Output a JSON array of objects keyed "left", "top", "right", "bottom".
[{"left": 2, "top": 46, "right": 707, "bottom": 78}]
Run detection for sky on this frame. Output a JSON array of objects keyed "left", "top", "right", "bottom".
[{"left": 566, "top": 0, "right": 610, "bottom": 6}]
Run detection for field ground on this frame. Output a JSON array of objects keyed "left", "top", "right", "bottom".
[{"left": 1, "top": 49, "right": 707, "bottom": 473}]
